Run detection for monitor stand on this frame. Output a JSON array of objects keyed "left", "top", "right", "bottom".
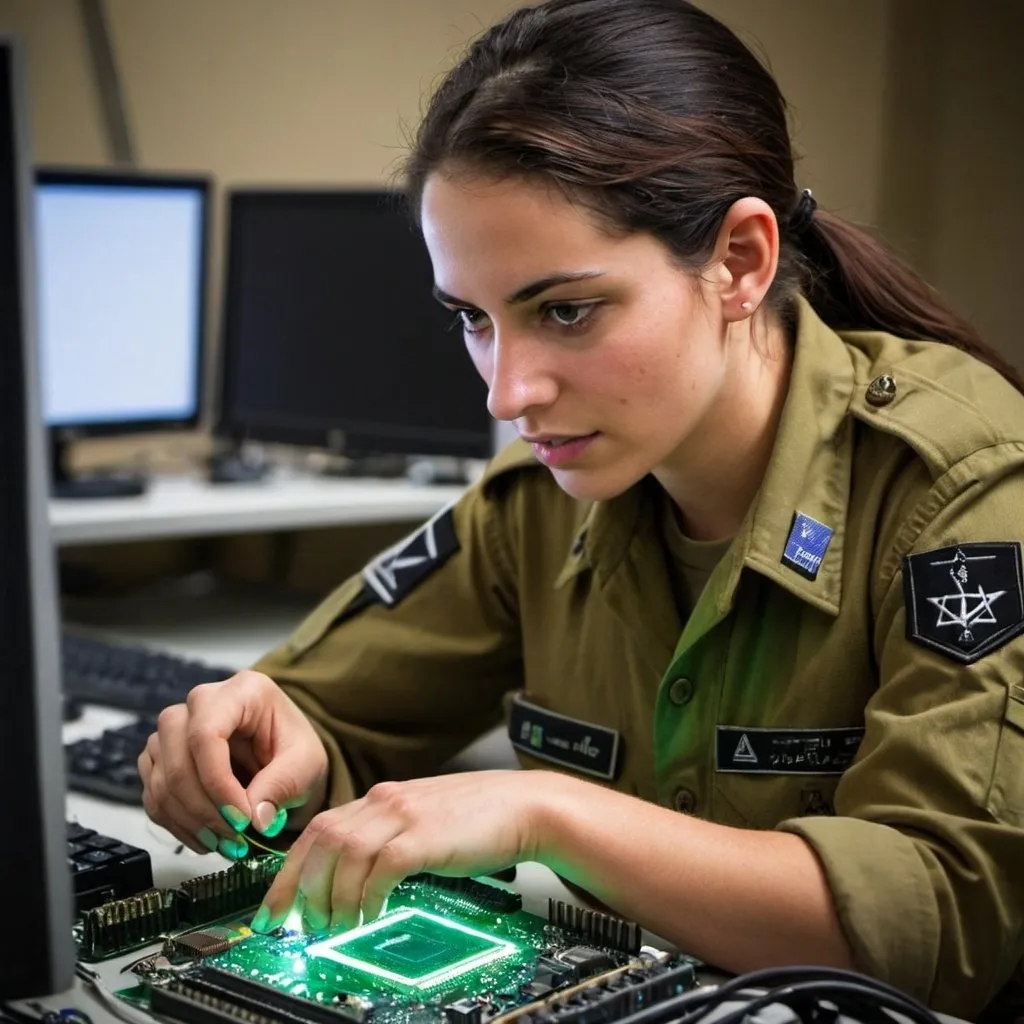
[{"left": 49, "top": 433, "right": 148, "bottom": 500}]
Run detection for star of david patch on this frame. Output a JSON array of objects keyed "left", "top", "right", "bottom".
[
  {"left": 903, "top": 542, "right": 1024, "bottom": 664},
  {"left": 362, "top": 503, "right": 459, "bottom": 606}
]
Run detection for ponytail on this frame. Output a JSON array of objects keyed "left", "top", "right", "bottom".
[{"left": 800, "top": 211, "right": 1024, "bottom": 394}]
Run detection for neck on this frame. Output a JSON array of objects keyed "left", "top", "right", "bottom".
[{"left": 654, "top": 317, "right": 793, "bottom": 542}]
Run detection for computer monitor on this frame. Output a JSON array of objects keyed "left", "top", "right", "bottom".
[
  {"left": 35, "top": 166, "right": 210, "bottom": 498},
  {"left": 217, "top": 188, "right": 492, "bottom": 468},
  {"left": 0, "top": 36, "right": 76, "bottom": 1000}
]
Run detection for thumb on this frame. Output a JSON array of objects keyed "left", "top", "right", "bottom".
[{"left": 246, "top": 742, "right": 326, "bottom": 837}]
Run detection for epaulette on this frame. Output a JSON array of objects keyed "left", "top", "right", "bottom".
[{"left": 844, "top": 331, "right": 1024, "bottom": 478}]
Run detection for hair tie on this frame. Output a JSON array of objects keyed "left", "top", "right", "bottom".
[{"left": 789, "top": 188, "right": 817, "bottom": 236}]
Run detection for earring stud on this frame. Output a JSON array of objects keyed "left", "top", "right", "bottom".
[{"left": 740, "top": 301, "right": 753, "bottom": 312}]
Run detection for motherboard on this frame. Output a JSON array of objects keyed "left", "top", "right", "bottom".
[{"left": 77, "top": 856, "right": 698, "bottom": 1024}]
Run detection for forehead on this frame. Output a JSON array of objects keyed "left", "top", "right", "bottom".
[{"left": 419, "top": 172, "right": 639, "bottom": 296}]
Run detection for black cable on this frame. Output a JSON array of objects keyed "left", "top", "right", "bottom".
[
  {"left": 604, "top": 965, "right": 942, "bottom": 1024},
  {"left": 709, "top": 979, "right": 943, "bottom": 1024}
]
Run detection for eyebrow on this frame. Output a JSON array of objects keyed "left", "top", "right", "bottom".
[{"left": 432, "top": 271, "right": 604, "bottom": 309}]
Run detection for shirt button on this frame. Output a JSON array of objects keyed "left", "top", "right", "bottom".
[
  {"left": 866, "top": 373, "right": 897, "bottom": 406},
  {"left": 673, "top": 787, "right": 696, "bottom": 814},
  {"left": 668, "top": 677, "right": 694, "bottom": 707}
]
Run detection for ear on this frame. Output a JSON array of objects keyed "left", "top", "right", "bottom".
[{"left": 707, "top": 197, "right": 779, "bottom": 321}]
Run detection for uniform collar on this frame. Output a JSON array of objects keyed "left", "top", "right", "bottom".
[
  {"left": 561, "top": 296, "right": 856, "bottom": 614},
  {"left": 559, "top": 298, "right": 856, "bottom": 616},
  {"left": 730, "top": 296, "right": 856, "bottom": 617}
]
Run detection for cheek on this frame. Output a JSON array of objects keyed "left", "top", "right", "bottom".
[{"left": 464, "top": 337, "right": 492, "bottom": 384}]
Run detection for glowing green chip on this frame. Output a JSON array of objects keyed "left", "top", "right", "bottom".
[{"left": 305, "top": 908, "right": 516, "bottom": 989}]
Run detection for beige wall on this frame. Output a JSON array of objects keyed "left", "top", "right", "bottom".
[
  {"left": 879, "top": 0, "right": 1024, "bottom": 370},
  {"left": 0, "top": 0, "right": 1019, "bottom": 384}
]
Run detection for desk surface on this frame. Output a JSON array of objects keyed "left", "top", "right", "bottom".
[{"left": 50, "top": 469, "right": 466, "bottom": 546}]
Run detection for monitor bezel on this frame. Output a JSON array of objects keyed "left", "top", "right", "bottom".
[
  {"left": 215, "top": 186, "right": 493, "bottom": 461},
  {"left": 0, "top": 34, "right": 76, "bottom": 1000},
  {"left": 35, "top": 165, "right": 212, "bottom": 438}
]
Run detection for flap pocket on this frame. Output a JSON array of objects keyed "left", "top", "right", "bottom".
[{"left": 985, "top": 685, "right": 1024, "bottom": 827}]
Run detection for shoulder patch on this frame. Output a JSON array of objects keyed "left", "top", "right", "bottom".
[
  {"left": 903, "top": 542, "right": 1024, "bottom": 664},
  {"left": 362, "top": 503, "right": 459, "bottom": 606}
]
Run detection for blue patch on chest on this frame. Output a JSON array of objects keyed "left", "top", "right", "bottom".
[{"left": 782, "top": 511, "right": 833, "bottom": 581}]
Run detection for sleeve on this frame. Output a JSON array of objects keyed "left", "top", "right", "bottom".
[
  {"left": 777, "top": 444, "right": 1024, "bottom": 1018},
  {"left": 251, "top": 463, "right": 534, "bottom": 808}
]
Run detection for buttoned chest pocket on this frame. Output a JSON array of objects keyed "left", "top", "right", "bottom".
[{"left": 713, "top": 773, "right": 842, "bottom": 828}]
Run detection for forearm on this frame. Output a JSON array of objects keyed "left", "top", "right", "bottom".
[{"left": 532, "top": 773, "right": 854, "bottom": 974}]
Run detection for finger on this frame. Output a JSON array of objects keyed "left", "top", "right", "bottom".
[
  {"left": 254, "top": 804, "right": 362, "bottom": 932},
  {"left": 157, "top": 704, "right": 242, "bottom": 841},
  {"left": 142, "top": 779, "right": 211, "bottom": 855},
  {"left": 184, "top": 680, "right": 257, "bottom": 830},
  {"left": 327, "top": 812, "right": 405, "bottom": 931},
  {"left": 138, "top": 747, "right": 154, "bottom": 788},
  {"left": 246, "top": 744, "right": 326, "bottom": 837},
  {"left": 361, "top": 833, "right": 426, "bottom": 924},
  {"left": 149, "top": 760, "right": 235, "bottom": 856}
]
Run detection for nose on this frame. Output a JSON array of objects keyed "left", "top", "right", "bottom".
[{"left": 485, "top": 331, "right": 559, "bottom": 423}]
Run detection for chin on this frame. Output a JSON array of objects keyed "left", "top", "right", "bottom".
[{"left": 548, "top": 463, "right": 645, "bottom": 502}]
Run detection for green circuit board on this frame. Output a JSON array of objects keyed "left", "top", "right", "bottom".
[
  {"left": 110, "top": 870, "right": 696, "bottom": 1024},
  {"left": 206, "top": 879, "right": 551, "bottom": 1013}
]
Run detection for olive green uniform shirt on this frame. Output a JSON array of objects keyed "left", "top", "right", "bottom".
[{"left": 253, "top": 299, "right": 1024, "bottom": 1018}]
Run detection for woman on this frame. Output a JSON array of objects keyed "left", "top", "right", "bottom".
[{"left": 138, "top": 1, "right": 1024, "bottom": 1016}]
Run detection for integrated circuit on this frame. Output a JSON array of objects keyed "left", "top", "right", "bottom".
[{"left": 305, "top": 908, "right": 517, "bottom": 990}]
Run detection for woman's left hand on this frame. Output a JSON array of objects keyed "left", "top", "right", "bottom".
[{"left": 251, "top": 769, "right": 551, "bottom": 933}]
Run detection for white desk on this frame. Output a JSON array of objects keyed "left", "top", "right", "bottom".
[{"left": 50, "top": 470, "right": 466, "bottom": 546}]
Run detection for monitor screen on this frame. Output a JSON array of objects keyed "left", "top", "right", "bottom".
[
  {"left": 35, "top": 168, "right": 209, "bottom": 433},
  {"left": 218, "top": 189, "right": 491, "bottom": 460},
  {"left": 0, "top": 37, "right": 75, "bottom": 999}
]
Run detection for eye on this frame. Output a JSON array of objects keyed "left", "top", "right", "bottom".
[
  {"left": 544, "top": 302, "right": 597, "bottom": 329},
  {"left": 453, "top": 308, "right": 492, "bottom": 334},
  {"left": 448, "top": 305, "right": 491, "bottom": 333}
]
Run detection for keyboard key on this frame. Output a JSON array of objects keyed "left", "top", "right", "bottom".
[{"left": 66, "top": 822, "right": 153, "bottom": 914}]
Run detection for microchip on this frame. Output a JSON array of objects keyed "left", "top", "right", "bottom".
[
  {"left": 558, "top": 946, "right": 615, "bottom": 979},
  {"left": 169, "top": 925, "right": 251, "bottom": 958},
  {"left": 306, "top": 908, "right": 516, "bottom": 989}
]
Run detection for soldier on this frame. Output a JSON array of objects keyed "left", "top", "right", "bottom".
[{"left": 139, "top": 1, "right": 1024, "bottom": 1017}]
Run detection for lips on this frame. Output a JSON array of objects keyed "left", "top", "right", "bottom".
[{"left": 526, "top": 432, "right": 599, "bottom": 467}]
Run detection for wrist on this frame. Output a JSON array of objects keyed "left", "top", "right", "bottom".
[{"left": 523, "top": 770, "right": 589, "bottom": 866}]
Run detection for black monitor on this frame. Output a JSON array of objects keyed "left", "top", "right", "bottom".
[
  {"left": 35, "top": 166, "right": 210, "bottom": 498},
  {"left": 0, "top": 36, "right": 76, "bottom": 1000},
  {"left": 217, "top": 188, "right": 491, "bottom": 468}
]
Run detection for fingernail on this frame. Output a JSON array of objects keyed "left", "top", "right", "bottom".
[
  {"left": 302, "top": 905, "right": 330, "bottom": 933},
  {"left": 196, "top": 827, "right": 219, "bottom": 852},
  {"left": 250, "top": 905, "right": 272, "bottom": 933},
  {"left": 219, "top": 805, "right": 249, "bottom": 832},
  {"left": 218, "top": 836, "right": 249, "bottom": 860},
  {"left": 255, "top": 802, "right": 287, "bottom": 837}
]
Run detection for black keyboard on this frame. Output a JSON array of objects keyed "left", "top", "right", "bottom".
[
  {"left": 66, "top": 820, "right": 154, "bottom": 913},
  {"left": 63, "top": 631, "right": 235, "bottom": 713},
  {"left": 65, "top": 717, "right": 155, "bottom": 805}
]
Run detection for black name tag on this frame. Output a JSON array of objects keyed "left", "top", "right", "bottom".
[
  {"left": 716, "top": 726, "right": 863, "bottom": 775},
  {"left": 508, "top": 695, "right": 621, "bottom": 781}
]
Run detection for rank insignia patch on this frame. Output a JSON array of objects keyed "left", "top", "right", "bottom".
[
  {"left": 781, "top": 511, "right": 833, "bottom": 581},
  {"left": 362, "top": 503, "right": 459, "bottom": 606},
  {"left": 903, "top": 542, "right": 1024, "bottom": 664}
]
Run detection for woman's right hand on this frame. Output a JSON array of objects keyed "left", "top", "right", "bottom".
[{"left": 138, "top": 670, "right": 329, "bottom": 859}]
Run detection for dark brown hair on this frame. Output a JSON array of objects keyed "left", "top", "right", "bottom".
[{"left": 405, "top": 0, "right": 1023, "bottom": 392}]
